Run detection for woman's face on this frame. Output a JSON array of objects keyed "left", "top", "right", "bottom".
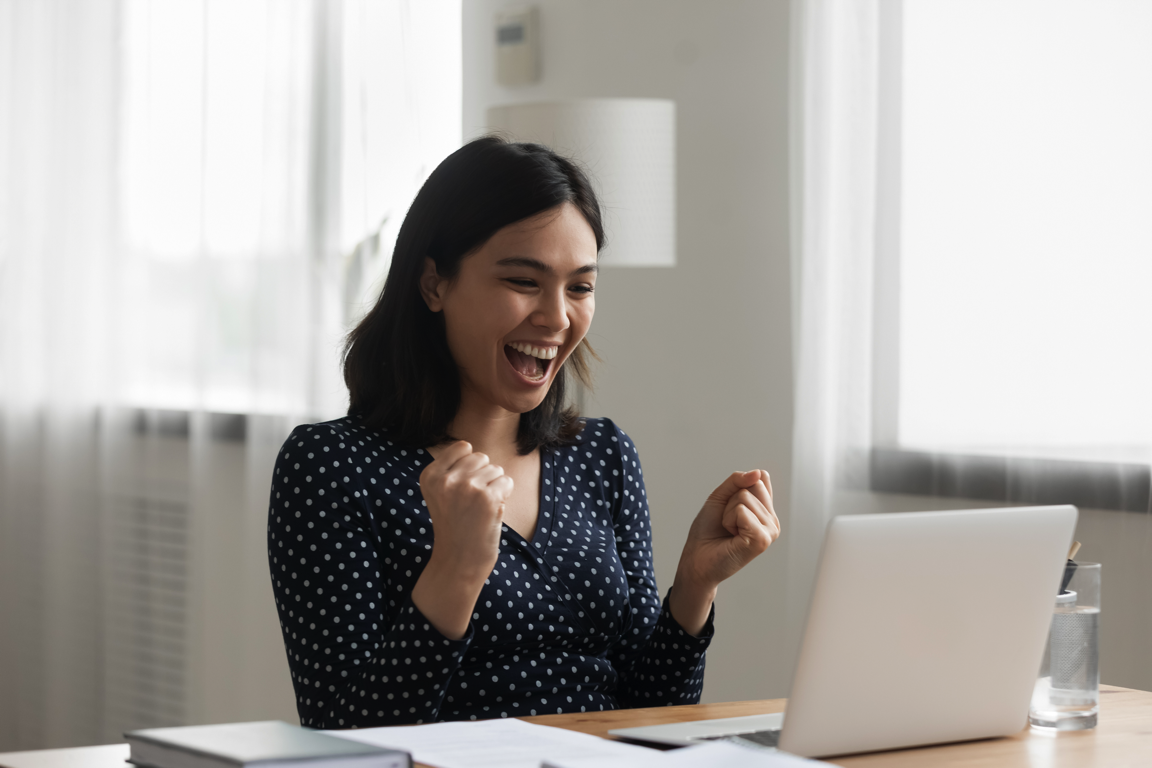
[{"left": 420, "top": 202, "right": 598, "bottom": 416}]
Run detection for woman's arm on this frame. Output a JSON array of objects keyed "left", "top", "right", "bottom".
[
  {"left": 669, "top": 470, "right": 780, "bottom": 635},
  {"left": 666, "top": 575, "right": 718, "bottom": 638},
  {"left": 410, "top": 441, "right": 512, "bottom": 639},
  {"left": 267, "top": 426, "right": 500, "bottom": 728}
]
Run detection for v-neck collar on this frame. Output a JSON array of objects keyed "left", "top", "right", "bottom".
[{"left": 500, "top": 448, "right": 556, "bottom": 554}]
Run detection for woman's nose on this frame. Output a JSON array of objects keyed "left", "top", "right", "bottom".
[{"left": 532, "top": 289, "right": 570, "bottom": 332}]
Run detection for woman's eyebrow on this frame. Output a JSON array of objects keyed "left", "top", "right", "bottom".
[{"left": 496, "top": 256, "right": 598, "bottom": 276}]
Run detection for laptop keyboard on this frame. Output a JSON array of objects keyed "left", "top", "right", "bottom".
[{"left": 697, "top": 728, "right": 781, "bottom": 748}]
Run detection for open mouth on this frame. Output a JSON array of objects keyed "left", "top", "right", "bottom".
[{"left": 504, "top": 342, "right": 557, "bottom": 383}]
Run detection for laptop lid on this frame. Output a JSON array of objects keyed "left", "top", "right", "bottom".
[
  {"left": 608, "top": 505, "right": 1076, "bottom": 756},
  {"left": 778, "top": 505, "right": 1077, "bottom": 757}
]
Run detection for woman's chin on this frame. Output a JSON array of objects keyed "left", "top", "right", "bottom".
[
  {"left": 504, "top": 390, "right": 551, "bottom": 415},
  {"left": 495, "top": 376, "right": 555, "bottom": 414}
]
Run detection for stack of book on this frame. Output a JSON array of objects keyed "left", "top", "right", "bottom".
[{"left": 124, "top": 721, "right": 411, "bottom": 768}]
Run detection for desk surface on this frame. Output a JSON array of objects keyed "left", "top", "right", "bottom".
[
  {"left": 522, "top": 684, "right": 1152, "bottom": 767},
  {"left": 2, "top": 684, "right": 1148, "bottom": 768}
]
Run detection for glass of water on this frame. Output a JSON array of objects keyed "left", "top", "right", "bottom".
[{"left": 1029, "top": 562, "right": 1101, "bottom": 730}]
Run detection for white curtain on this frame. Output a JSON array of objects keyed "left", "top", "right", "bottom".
[
  {"left": 1, "top": 0, "right": 122, "bottom": 749},
  {"left": 0, "top": 0, "right": 460, "bottom": 750},
  {"left": 787, "top": 0, "right": 882, "bottom": 654}
]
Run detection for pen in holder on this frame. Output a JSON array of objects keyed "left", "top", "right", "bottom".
[
  {"left": 1029, "top": 550, "right": 1100, "bottom": 731},
  {"left": 1058, "top": 540, "right": 1081, "bottom": 594}
]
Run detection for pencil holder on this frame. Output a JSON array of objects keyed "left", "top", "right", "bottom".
[{"left": 1029, "top": 562, "right": 1101, "bottom": 730}]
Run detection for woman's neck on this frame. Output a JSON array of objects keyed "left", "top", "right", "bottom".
[{"left": 443, "top": 390, "right": 523, "bottom": 463}]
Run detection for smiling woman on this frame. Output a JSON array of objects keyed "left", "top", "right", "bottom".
[
  {"left": 267, "top": 137, "right": 781, "bottom": 728},
  {"left": 343, "top": 138, "right": 601, "bottom": 455},
  {"left": 417, "top": 203, "right": 598, "bottom": 438}
]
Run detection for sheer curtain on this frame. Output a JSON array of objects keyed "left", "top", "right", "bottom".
[
  {"left": 0, "top": 0, "right": 460, "bottom": 750},
  {"left": 787, "top": 0, "right": 882, "bottom": 654}
]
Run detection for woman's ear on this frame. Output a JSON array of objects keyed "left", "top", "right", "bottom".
[{"left": 419, "top": 257, "right": 446, "bottom": 312}]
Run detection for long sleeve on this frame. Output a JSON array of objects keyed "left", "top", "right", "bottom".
[
  {"left": 267, "top": 423, "right": 472, "bottom": 728},
  {"left": 600, "top": 423, "right": 713, "bottom": 708}
]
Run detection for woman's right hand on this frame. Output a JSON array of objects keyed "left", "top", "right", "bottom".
[
  {"left": 419, "top": 441, "right": 514, "bottom": 579},
  {"left": 411, "top": 441, "right": 513, "bottom": 639}
]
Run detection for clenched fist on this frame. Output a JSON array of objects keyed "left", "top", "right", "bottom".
[
  {"left": 412, "top": 441, "right": 514, "bottom": 639},
  {"left": 669, "top": 470, "right": 781, "bottom": 636},
  {"left": 681, "top": 469, "right": 780, "bottom": 587},
  {"left": 419, "top": 441, "right": 514, "bottom": 579}
]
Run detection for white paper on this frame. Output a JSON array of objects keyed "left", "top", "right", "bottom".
[
  {"left": 543, "top": 741, "right": 831, "bottom": 768},
  {"left": 326, "top": 718, "right": 657, "bottom": 768}
]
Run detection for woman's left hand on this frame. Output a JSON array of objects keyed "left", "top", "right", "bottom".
[{"left": 669, "top": 470, "right": 781, "bottom": 635}]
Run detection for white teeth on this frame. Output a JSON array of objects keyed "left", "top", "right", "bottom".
[{"left": 509, "top": 341, "right": 557, "bottom": 360}]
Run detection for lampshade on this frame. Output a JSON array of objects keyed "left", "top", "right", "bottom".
[{"left": 486, "top": 99, "right": 676, "bottom": 267}]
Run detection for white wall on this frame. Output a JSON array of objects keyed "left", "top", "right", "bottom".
[{"left": 464, "top": 0, "right": 796, "bottom": 701}]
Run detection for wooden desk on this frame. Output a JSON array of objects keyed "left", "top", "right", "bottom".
[
  {"left": 2, "top": 685, "right": 1148, "bottom": 768},
  {"left": 522, "top": 684, "right": 1152, "bottom": 767}
]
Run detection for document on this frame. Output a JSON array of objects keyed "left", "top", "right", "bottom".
[
  {"left": 326, "top": 718, "right": 656, "bottom": 768},
  {"left": 543, "top": 740, "right": 832, "bottom": 767}
]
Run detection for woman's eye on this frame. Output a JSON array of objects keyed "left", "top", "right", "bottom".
[
  {"left": 506, "top": 279, "right": 536, "bottom": 288},
  {"left": 570, "top": 284, "right": 594, "bottom": 294}
]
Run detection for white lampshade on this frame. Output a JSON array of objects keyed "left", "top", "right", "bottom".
[{"left": 486, "top": 98, "right": 676, "bottom": 267}]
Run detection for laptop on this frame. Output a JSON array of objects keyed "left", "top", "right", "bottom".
[{"left": 610, "top": 505, "right": 1078, "bottom": 758}]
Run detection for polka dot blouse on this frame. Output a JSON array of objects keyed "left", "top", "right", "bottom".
[{"left": 267, "top": 416, "right": 713, "bottom": 728}]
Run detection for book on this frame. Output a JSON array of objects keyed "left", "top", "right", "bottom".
[{"left": 124, "top": 721, "right": 411, "bottom": 768}]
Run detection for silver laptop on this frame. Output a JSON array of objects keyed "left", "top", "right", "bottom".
[{"left": 610, "top": 505, "right": 1077, "bottom": 758}]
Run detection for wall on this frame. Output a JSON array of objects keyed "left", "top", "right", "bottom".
[
  {"left": 464, "top": 0, "right": 796, "bottom": 701},
  {"left": 1076, "top": 508, "right": 1152, "bottom": 691}
]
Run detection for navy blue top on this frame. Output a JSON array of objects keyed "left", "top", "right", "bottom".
[{"left": 267, "top": 416, "right": 713, "bottom": 728}]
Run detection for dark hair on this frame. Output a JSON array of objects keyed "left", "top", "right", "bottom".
[{"left": 343, "top": 136, "right": 605, "bottom": 455}]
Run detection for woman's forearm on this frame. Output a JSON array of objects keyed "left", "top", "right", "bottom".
[
  {"left": 668, "top": 569, "right": 718, "bottom": 637},
  {"left": 411, "top": 553, "right": 488, "bottom": 640}
]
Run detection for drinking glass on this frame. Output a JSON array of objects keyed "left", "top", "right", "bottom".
[{"left": 1029, "top": 562, "right": 1101, "bottom": 730}]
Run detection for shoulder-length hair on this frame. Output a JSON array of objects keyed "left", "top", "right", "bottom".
[{"left": 343, "top": 136, "right": 605, "bottom": 454}]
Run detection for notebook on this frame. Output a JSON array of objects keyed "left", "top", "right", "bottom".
[{"left": 124, "top": 720, "right": 410, "bottom": 768}]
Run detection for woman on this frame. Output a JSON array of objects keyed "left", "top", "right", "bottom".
[{"left": 268, "top": 136, "right": 780, "bottom": 728}]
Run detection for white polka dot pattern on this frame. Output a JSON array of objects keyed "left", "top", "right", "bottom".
[{"left": 267, "top": 417, "right": 713, "bottom": 728}]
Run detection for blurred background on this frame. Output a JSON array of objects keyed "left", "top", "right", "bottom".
[{"left": 3, "top": 0, "right": 1151, "bottom": 752}]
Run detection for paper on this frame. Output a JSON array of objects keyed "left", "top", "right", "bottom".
[
  {"left": 543, "top": 741, "right": 832, "bottom": 767},
  {"left": 326, "top": 718, "right": 657, "bottom": 768}
]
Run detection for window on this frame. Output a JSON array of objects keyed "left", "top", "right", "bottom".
[
  {"left": 117, "top": 0, "right": 460, "bottom": 416},
  {"left": 873, "top": 0, "right": 1152, "bottom": 510}
]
